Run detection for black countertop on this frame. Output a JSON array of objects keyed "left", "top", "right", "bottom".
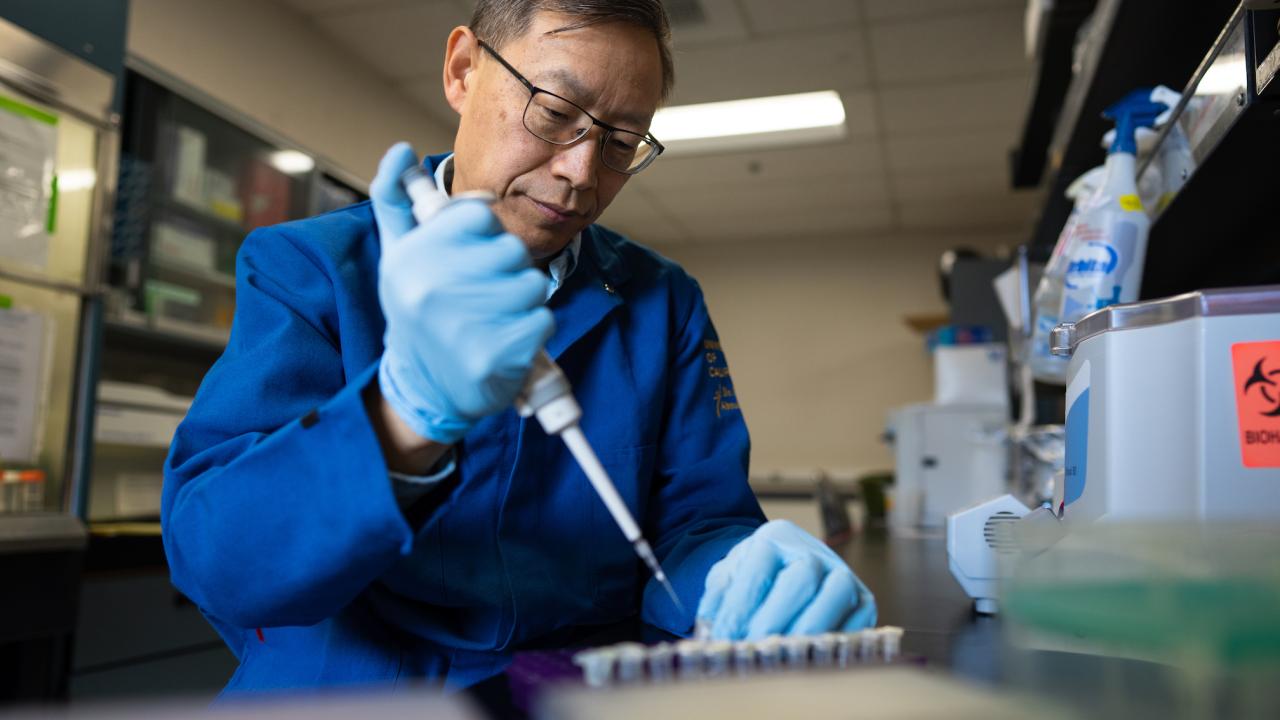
[{"left": 838, "top": 527, "right": 1004, "bottom": 684}]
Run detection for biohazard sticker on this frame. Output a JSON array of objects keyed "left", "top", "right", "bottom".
[{"left": 1231, "top": 341, "right": 1280, "bottom": 468}]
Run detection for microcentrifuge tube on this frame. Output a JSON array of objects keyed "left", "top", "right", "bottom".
[
  {"left": 880, "top": 627, "right": 904, "bottom": 662},
  {"left": 615, "top": 642, "right": 647, "bottom": 684},
  {"left": 855, "top": 629, "right": 877, "bottom": 661},
  {"left": 573, "top": 648, "right": 617, "bottom": 688},
  {"left": 811, "top": 633, "right": 836, "bottom": 667},
  {"left": 782, "top": 636, "right": 810, "bottom": 670},
  {"left": 833, "top": 633, "right": 852, "bottom": 668},
  {"left": 676, "top": 639, "right": 704, "bottom": 680},
  {"left": 732, "top": 641, "right": 755, "bottom": 675},
  {"left": 647, "top": 643, "right": 675, "bottom": 682},
  {"left": 694, "top": 619, "right": 713, "bottom": 642},
  {"left": 704, "top": 641, "right": 732, "bottom": 677},
  {"left": 756, "top": 636, "right": 783, "bottom": 672}
]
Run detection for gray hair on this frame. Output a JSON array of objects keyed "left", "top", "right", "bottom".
[{"left": 470, "top": 0, "right": 674, "bottom": 100}]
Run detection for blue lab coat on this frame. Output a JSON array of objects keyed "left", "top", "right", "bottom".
[{"left": 162, "top": 153, "right": 765, "bottom": 695}]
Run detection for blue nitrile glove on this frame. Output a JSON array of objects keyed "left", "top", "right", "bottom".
[
  {"left": 371, "top": 143, "right": 554, "bottom": 444},
  {"left": 696, "top": 520, "right": 877, "bottom": 640}
]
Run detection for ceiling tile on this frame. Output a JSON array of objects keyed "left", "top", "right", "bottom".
[
  {"left": 885, "top": 129, "right": 1016, "bottom": 176},
  {"left": 645, "top": 176, "right": 891, "bottom": 219},
  {"left": 676, "top": 198, "right": 894, "bottom": 242},
  {"left": 738, "top": 0, "right": 862, "bottom": 35},
  {"left": 869, "top": 7, "right": 1028, "bottom": 85},
  {"left": 891, "top": 168, "right": 1012, "bottom": 200},
  {"left": 880, "top": 74, "right": 1031, "bottom": 137},
  {"left": 636, "top": 138, "right": 885, "bottom": 191},
  {"left": 863, "top": 0, "right": 1022, "bottom": 22},
  {"left": 669, "top": 0, "right": 751, "bottom": 48},
  {"left": 282, "top": 0, "right": 432, "bottom": 16},
  {"left": 668, "top": 28, "right": 871, "bottom": 105},
  {"left": 312, "top": 1, "right": 469, "bottom": 80},
  {"left": 897, "top": 191, "right": 1040, "bottom": 232}
]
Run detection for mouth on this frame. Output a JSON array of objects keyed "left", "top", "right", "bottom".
[{"left": 526, "top": 196, "right": 585, "bottom": 225}]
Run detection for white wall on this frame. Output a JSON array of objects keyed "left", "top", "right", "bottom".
[
  {"left": 127, "top": 0, "right": 454, "bottom": 186},
  {"left": 658, "top": 233, "right": 1013, "bottom": 478}
]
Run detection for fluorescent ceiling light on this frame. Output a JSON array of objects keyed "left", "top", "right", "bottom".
[
  {"left": 650, "top": 90, "right": 847, "bottom": 155},
  {"left": 269, "top": 150, "right": 315, "bottom": 175}
]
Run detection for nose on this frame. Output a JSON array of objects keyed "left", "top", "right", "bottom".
[{"left": 549, "top": 131, "right": 600, "bottom": 192}]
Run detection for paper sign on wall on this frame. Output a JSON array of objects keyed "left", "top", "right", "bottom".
[
  {"left": 0, "top": 93, "right": 57, "bottom": 271},
  {"left": 0, "top": 306, "right": 47, "bottom": 463}
]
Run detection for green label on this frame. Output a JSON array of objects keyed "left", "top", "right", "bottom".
[{"left": 0, "top": 93, "right": 58, "bottom": 126}]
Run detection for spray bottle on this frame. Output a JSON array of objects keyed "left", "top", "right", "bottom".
[
  {"left": 1100, "top": 86, "right": 1183, "bottom": 217},
  {"left": 1057, "top": 91, "right": 1166, "bottom": 325},
  {"left": 1028, "top": 166, "right": 1105, "bottom": 384}
]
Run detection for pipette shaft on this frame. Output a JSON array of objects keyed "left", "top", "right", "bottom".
[{"left": 398, "top": 165, "right": 684, "bottom": 613}]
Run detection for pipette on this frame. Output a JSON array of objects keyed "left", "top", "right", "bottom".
[{"left": 398, "top": 165, "right": 684, "bottom": 614}]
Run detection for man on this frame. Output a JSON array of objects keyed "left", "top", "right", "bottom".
[{"left": 163, "top": 0, "right": 874, "bottom": 695}]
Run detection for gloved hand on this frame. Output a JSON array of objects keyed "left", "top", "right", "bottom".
[
  {"left": 371, "top": 143, "right": 554, "bottom": 444},
  {"left": 696, "top": 520, "right": 876, "bottom": 640}
]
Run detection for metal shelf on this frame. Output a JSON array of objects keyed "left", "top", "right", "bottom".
[
  {"left": 1010, "top": 0, "right": 1098, "bottom": 190},
  {"left": 1023, "top": 0, "right": 1239, "bottom": 252},
  {"left": 1139, "top": 6, "right": 1280, "bottom": 299},
  {"left": 103, "top": 316, "right": 225, "bottom": 360}
]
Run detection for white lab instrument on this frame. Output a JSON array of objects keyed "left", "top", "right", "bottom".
[
  {"left": 946, "top": 494, "right": 1032, "bottom": 614},
  {"left": 933, "top": 343, "right": 1008, "bottom": 408},
  {"left": 1051, "top": 286, "right": 1280, "bottom": 522},
  {"left": 887, "top": 403, "right": 1009, "bottom": 529},
  {"left": 400, "top": 166, "right": 682, "bottom": 610}
]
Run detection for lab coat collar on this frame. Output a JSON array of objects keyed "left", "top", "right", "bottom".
[
  {"left": 424, "top": 153, "right": 583, "bottom": 296},
  {"left": 544, "top": 225, "right": 631, "bottom": 360},
  {"left": 421, "top": 154, "right": 633, "bottom": 360}
]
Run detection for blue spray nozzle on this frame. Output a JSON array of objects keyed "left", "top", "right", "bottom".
[{"left": 1102, "top": 88, "right": 1169, "bottom": 155}]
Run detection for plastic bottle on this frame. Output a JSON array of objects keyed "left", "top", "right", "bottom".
[
  {"left": 1100, "top": 86, "right": 1182, "bottom": 218},
  {"left": 1058, "top": 91, "right": 1166, "bottom": 325},
  {"left": 1027, "top": 166, "right": 1105, "bottom": 384}
]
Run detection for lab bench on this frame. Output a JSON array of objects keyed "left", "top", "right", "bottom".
[{"left": 69, "top": 529, "right": 236, "bottom": 702}]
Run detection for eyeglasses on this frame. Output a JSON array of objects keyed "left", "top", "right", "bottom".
[{"left": 476, "top": 38, "right": 664, "bottom": 175}]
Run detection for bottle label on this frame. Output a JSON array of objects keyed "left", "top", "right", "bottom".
[{"left": 1062, "top": 222, "right": 1139, "bottom": 321}]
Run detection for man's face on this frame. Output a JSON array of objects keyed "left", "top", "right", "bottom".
[{"left": 445, "top": 13, "right": 664, "bottom": 262}]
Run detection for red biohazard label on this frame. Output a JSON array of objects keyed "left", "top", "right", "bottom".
[{"left": 1231, "top": 341, "right": 1280, "bottom": 468}]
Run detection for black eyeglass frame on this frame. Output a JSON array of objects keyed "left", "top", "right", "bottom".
[{"left": 476, "top": 38, "right": 665, "bottom": 175}]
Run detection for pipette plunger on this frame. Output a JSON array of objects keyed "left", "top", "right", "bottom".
[{"left": 398, "top": 164, "right": 684, "bottom": 615}]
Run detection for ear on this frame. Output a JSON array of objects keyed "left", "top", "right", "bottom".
[{"left": 443, "top": 26, "right": 480, "bottom": 115}]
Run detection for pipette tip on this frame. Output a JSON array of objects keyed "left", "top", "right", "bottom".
[
  {"left": 658, "top": 573, "right": 685, "bottom": 615},
  {"left": 634, "top": 539, "right": 686, "bottom": 614}
]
